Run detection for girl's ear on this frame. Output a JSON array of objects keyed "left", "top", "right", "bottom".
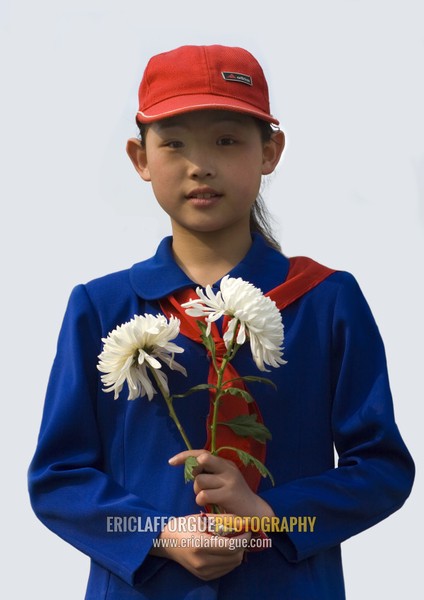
[
  {"left": 126, "top": 138, "right": 151, "bottom": 182},
  {"left": 261, "top": 130, "right": 285, "bottom": 175}
]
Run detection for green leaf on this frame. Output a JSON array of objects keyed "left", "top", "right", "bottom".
[
  {"left": 218, "top": 447, "right": 275, "bottom": 486},
  {"left": 222, "top": 387, "right": 254, "bottom": 403},
  {"left": 196, "top": 319, "right": 208, "bottom": 336},
  {"left": 184, "top": 456, "right": 199, "bottom": 483},
  {"left": 173, "top": 383, "right": 217, "bottom": 399},
  {"left": 218, "top": 414, "right": 272, "bottom": 443},
  {"left": 224, "top": 375, "right": 277, "bottom": 390},
  {"left": 196, "top": 320, "right": 216, "bottom": 359}
]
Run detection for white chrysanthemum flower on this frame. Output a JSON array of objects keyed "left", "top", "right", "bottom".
[
  {"left": 182, "top": 275, "right": 286, "bottom": 371},
  {"left": 97, "top": 314, "right": 186, "bottom": 401}
]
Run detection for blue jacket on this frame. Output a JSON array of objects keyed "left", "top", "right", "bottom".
[{"left": 28, "top": 234, "right": 414, "bottom": 599}]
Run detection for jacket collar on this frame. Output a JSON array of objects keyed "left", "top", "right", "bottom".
[{"left": 129, "top": 234, "right": 290, "bottom": 300}]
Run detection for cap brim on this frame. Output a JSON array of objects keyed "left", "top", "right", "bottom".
[{"left": 137, "top": 93, "right": 279, "bottom": 125}]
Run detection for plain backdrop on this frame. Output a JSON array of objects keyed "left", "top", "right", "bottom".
[{"left": 1, "top": 0, "right": 422, "bottom": 598}]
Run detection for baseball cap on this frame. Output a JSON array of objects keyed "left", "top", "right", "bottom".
[{"left": 136, "top": 45, "right": 279, "bottom": 125}]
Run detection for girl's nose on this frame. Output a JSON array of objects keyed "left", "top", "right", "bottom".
[{"left": 187, "top": 153, "right": 216, "bottom": 179}]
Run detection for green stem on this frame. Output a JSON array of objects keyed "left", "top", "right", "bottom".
[
  {"left": 210, "top": 322, "right": 240, "bottom": 455},
  {"left": 210, "top": 367, "right": 225, "bottom": 455},
  {"left": 149, "top": 367, "right": 192, "bottom": 450}
]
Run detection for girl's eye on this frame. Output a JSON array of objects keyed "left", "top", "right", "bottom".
[
  {"left": 164, "top": 140, "right": 184, "bottom": 149},
  {"left": 217, "top": 137, "right": 236, "bottom": 146}
]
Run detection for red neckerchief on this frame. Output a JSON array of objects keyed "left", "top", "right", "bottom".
[{"left": 160, "top": 256, "right": 336, "bottom": 492}]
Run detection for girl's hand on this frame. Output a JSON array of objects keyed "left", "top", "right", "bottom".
[
  {"left": 169, "top": 450, "right": 275, "bottom": 518},
  {"left": 150, "top": 514, "right": 251, "bottom": 581}
]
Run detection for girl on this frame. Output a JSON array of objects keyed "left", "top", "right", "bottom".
[{"left": 28, "top": 44, "right": 414, "bottom": 599}]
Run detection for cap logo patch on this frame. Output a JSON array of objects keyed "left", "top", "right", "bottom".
[{"left": 221, "top": 72, "right": 253, "bottom": 86}]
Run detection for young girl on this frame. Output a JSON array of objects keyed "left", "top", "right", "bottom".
[{"left": 28, "top": 44, "right": 414, "bottom": 599}]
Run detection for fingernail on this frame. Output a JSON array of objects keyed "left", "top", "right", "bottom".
[{"left": 168, "top": 456, "right": 177, "bottom": 464}]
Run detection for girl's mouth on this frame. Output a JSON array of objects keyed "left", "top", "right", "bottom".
[
  {"left": 186, "top": 188, "right": 222, "bottom": 205},
  {"left": 189, "top": 193, "right": 218, "bottom": 199}
]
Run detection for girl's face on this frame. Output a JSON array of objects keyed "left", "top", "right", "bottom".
[{"left": 128, "top": 110, "right": 283, "bottom": 237}]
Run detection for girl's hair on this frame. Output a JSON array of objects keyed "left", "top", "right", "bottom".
[
  {"left": 136, "top": 117, "right": 281, "bottom": 252},
  {"left": 250, "top": 120, "right": 282, "bottom": 252}
]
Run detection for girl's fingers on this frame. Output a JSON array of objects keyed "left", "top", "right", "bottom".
[
  {"left": 196, "top": 453, "right": 233, "bottom": 472},
  {"left": 168, "top": 449, "right": 210, "bottom": 466},
  {"left": 193, "top": 474, "right": 222, "bottom": 493}
]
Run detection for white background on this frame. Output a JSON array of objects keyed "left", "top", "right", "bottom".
[{"left": 1, "top": 0, "right": 422, "bottom": 597}]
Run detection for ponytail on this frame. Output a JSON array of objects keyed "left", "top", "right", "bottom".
[
  {"left": 250, "top": 193, "right": 281, "bottom": 252},
  {"left": 251, "top": 119, "right": 281, "bottom": 252}
]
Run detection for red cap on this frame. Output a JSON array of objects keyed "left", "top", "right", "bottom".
[{"left": 136, "top": 45, "right": 279, "bottom": 125}]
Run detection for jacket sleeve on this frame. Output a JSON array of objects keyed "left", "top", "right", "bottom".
[
  {"left": 28, "top": 284, "right": 168, "bottom": 587},
  {"left": 260, "top": 272, "right": 415, "bottom": 561}
]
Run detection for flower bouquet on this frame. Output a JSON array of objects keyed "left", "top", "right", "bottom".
[{"left": 97, "top": 276, "right": 286, "bottom": 505}]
